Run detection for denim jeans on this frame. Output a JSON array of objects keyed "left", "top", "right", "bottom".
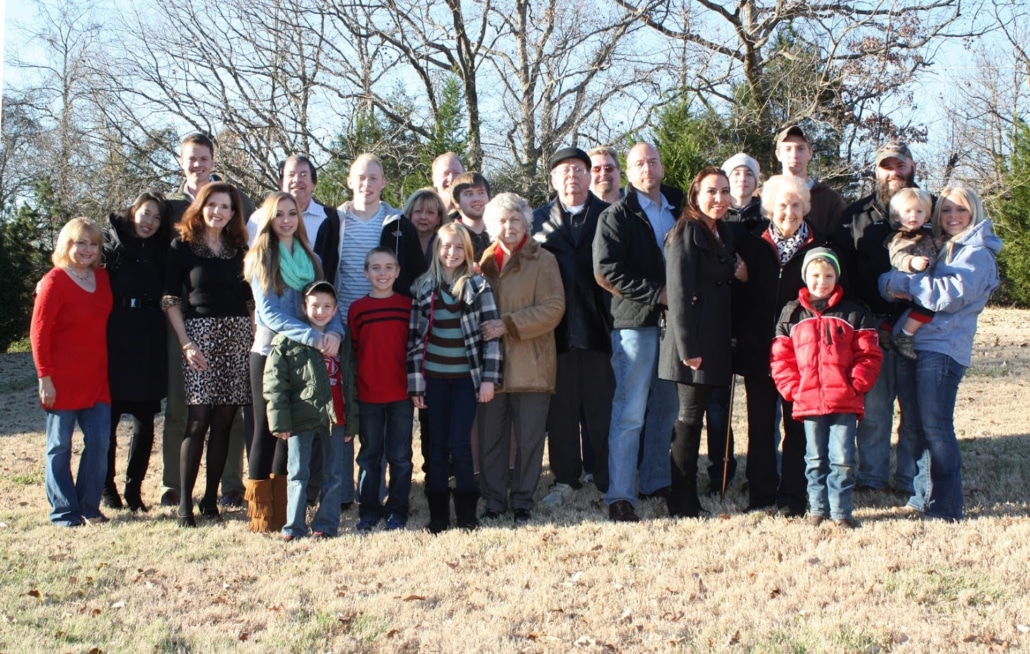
[
  {"left": 856, "top": 347, "right": 898, "bottom": 490},
  {"left": 357, "top": 400, "right": 414, "bottom": 521},
  {"left": 804, "top": 413, "right": 857, "bottom": 520},
  {"left": 895, "top": 351, "right": 966, "bottom": 521},
  {"left": 425, "top": 376, "right": 478, "bottom": 494},
  {"left": 606, "top": 327, "right": 676, "bottom": 506},
  {"left": 45, "top": 403, "right": 111, "bottom": 526},
  {"left": 284, "top": 424, "right": 344, "bottom": 538}
]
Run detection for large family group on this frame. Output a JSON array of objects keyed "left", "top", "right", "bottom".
[{"left": 30, "top": 126, "right": 1001, "bottom": 537}]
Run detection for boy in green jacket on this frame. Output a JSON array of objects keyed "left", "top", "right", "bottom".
[{"left": 264, "top": 280, "right": 350, "bottom": 540}]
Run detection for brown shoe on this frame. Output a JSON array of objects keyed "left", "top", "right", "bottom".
[
  {"left": 834, "top": 517, "right": 860, "bottom": 530},
  {"left": 806, "top": 514, "right": 826, "bottom": 526},
  {"left": 608, "top": 500, "right": 640, "bottom": 522}
]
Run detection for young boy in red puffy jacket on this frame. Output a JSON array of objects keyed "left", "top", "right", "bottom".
[{"left": 770, "top": 248, "right": 883, "bottom": 529}]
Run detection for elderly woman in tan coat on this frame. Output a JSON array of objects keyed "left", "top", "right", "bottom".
[{"left": 477, "top": 193, "right": 565, "bottom": 524}]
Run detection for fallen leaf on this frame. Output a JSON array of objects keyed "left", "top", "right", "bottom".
[
  {"left": 88, "top": 648, "right": 102, "bottom": 654},
  {"left": 27, "top": 590, "right": 41, "bottom": 599},
  {"left": 718, "top": 513, "right": 730, "bottom": 519},
  {"left": 110, "top": 601, "right": 126, "bottom": 609},
  {"left": 768, "top": 586, "right": 781, "bottom": 598},
  {"left": 238, "top": 632, "right": 249, "bottom": 642},
  {"left": 526, "top": 633, "right": 539, "bottom": 641},
  {"left": 727, "top": 630, "right": 740, "bottom": 645},
  {"left": 402, "top": 595, "right": 426, "bottom": 601},
  {"left": 591, "top": 544, "right": 602, "bottom": 551},
  {"left": 807, "top": 557, "right": 820, "bottom": 565},
  {"left": 386, "top": 628, "right": 398, "bottom": 638}
]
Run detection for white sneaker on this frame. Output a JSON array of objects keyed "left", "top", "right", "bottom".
[{"left": 541, "top": 483, "right": 574, "bottom": 507}]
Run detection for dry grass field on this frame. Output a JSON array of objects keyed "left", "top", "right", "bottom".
[{"left": 1, "top": 307, "right": 1029, "bottom": 653}]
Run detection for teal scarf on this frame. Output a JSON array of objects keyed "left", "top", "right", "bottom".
[{"left": 279, "top": 242, "right": 315, "bottom": 291}]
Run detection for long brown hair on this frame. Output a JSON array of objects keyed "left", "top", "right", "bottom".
[
  {"left": 668, "top": 167, "right": 728, "bottom": 256},
  {"left": 175, "top": 181, "right": 248, "bottom": 249},
  {"left": 244, "top": 191, "right": 323, "bottom": 295}
]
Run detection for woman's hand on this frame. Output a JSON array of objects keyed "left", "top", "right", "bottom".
[
  {"left": 320, "top": 332, "right": 342, "bottom": 358},
  {"left": 412, "top": 395, "right": 426, "bottom": 410},
  {"left": 481, "top": 319, "right": 507, "bottom": 341},
  {"left": 734, "top": 254, "right": 748, "bottom": 282},
  {"left": 183, "top": 342, "right": 209, "bottom": 372},
  {"left": 274, "top": 431, "right": 291, "bottom": 440},
  {"left": 38, "top": 376, "right": 56, "bottom": 408},
  {"left": 478, "top": 382, "right": 494, "bottom": 403},
  {"left": 682, "top": 357, "right": 702, "bottom": 370}
]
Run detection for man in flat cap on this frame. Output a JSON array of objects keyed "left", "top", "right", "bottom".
[{"left": 532, "top": 147, "right": 614, "bottom": 506}]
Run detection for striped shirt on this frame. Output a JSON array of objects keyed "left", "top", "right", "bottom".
[
  {"left": 424, "top": 288, "right": 470, "bottom": 378},
  {"left": 336, "top": 204, "right": 387, "bottom": 324}
]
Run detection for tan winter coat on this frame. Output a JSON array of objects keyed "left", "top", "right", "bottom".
[{"left": 479, "top": 238, "right": 565, "bottom": 393}]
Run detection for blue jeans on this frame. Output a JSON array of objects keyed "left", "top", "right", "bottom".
[
  {"left": 284, "top": 425, "right": 344, "bottom": 538},
  {"left": 606, "top": 327, "right": 676, "bottom": 506},
  {"left": 425, "top": 376, "right": 478, "bottom": 494},
  {"left": 856, "top": 347, "right": 898, "bottom": 490},
  {"left": 45, "top": 403, "right": 111, "bottom": 526},
  {"left": 357, "top": 400, "right": 414, "bottom": 520},
  {"left": 705, "top": 384, "right": 737, "bottom": 488},
  {"left": 895, "top": 351, "right": 966, "bottom": 521},
  {"left": 804, "top": 413, "right": 857, "bottom": 520}
]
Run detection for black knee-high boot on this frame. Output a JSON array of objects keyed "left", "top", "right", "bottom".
[
  {"left": 453, "top": 490, "right": 480, "bottom": 531},
  {"left": 667, "top": 420, "right": 703, "bottom": 518},
  {"left": 426, "top": 491, "right": 451, "bottom": 534}
]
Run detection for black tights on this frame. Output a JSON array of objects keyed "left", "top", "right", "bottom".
[
  {"left": 180, "top": 404, "right": 238, "bottom": 516},
  {"left": 247, "top": 352, "right": 288, "bottom": 480}
]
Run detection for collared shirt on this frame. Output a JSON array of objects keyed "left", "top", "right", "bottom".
[
  {"left": 301, "top": 200, "right": 329, "bottom": 244},
  {"left": 635, "top": 189, "right": 676, "bottom": 248},
  {"left": 561, "top": 201, "right": 587, "bottom": 241}
]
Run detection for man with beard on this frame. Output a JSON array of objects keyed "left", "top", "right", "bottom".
[
  {"left": 588, "top": 146, "right": 623, "bottom": 205},
  {"left": 533, "top": 147, "right": 614, "bottom": 505},
  {"left": 839, "top": 141, "right": 920, "bottom": 497}
]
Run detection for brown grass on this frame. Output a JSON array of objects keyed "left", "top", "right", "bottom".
[{"left": 1, "top": 307, "right": 1029, "bottom": 653}]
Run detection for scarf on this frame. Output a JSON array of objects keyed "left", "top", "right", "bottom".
[
  {"left": 279, "top": 241, "right": 316, "bottom": 291},
  {"left": 768, "top": 220, "right": 809, "bottom": 266}
]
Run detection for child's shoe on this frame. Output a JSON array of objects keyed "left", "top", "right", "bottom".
[{"left": 893, "top": 332, "right": 918, "bottom": 360}]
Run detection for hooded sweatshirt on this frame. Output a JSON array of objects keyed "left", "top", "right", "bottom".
[{"left": 878, "top": 219, "right": 1002, "bottom": 367}]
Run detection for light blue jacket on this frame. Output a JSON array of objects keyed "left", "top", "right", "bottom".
[
  {"left": 250, "top": 280, "right": 345, "bottom": 356},
  {"left": 879, "top": 219, "right": 1002, "bottom": 367}
]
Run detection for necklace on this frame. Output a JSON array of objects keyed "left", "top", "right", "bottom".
[{"left": 67, "top": 267, "right": 92, "bottom": 282}]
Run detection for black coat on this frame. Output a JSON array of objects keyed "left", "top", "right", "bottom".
[
  {"left": 313, "top": 206, "right": 427, "bottom": 298},
  {"left": 837, "top": 193, "right": 902, "bottom": 319},
  {"left": 659, "top": 219, "right": 737, "bottom": 386},
  {"left": 532, "top": 192, "right": 612, "bottom": 354},
  {"left": 732, "top": 220, "right": 842, "bottom": 377},
  {"left": 592, "top": 184, "right": 685, "bottom": 329},
  {"left": 103, "top": 213, "right": 169, "bottom": 404}
]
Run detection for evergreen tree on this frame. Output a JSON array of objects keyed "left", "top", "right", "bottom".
[{"left": 994, "top": 120, "right": 1030, "bottom": 307}]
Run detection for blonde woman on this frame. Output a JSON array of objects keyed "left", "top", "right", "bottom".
[
  {"left": 242, "top": 191, "right": 345, "bottom": 532},
  {"left": 31, "top": 217, "right": 114, "bottom": 527}
]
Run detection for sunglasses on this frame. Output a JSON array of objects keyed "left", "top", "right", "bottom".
[{"left": 591, "top": 164, "right": 617, "bottom": 173}]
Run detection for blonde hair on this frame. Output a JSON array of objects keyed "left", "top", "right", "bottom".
[
  {"left": 888, "top": 188, "right": 933, "bottom": 227},
  {"left": 403, "top": 188, "right": 448, "bottom": 229},
  {"left": 244, "top": 191, "right": 323, "bottom": 295},
  {"left": 933, "top": 186, "right": 986, "bottom": 242},
  {"left": 52, "top": 217, "right": 103, "bottom": 268},
  {"left": 417, "top": 222, "right": 476, "bottom": 298}
]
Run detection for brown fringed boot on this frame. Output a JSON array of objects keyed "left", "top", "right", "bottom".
[
  {"left": 269, "top": 473, "right": 289, "bottom": 533},
  {"left": 245, "top": 478, "right": 275, "bottom": 532}
]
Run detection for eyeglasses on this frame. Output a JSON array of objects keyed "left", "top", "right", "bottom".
[
  {"left": 591, "top": 164, "right": 617, "bottom": 173},
  {"left": 554, "top": 164, "right": 588, "bottom": 176}
]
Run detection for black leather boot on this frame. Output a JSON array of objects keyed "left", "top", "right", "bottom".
[
  {"left": 667, "top": 420, "right": 703, "bottom": 518},
  {"left": 453, "top": 490, "right": 480, "bottom": 531},
  {"left": 426, "top": 491, "right": 451, "bottom": 534}
]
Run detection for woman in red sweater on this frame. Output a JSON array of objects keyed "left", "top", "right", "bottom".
[{"left": 31, "top": 217, "right": 114, "bottom": 527}]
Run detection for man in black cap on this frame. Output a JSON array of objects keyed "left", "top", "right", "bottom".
[
  {"left": 839, "top": 141, "right": 922, "bottom": 498},
  {"left": 532, "top": 147, "right": 614, "bottom": 506}
]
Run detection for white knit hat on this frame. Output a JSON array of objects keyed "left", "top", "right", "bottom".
[{"left": 721, "top": 153, "right": 760, "bottom": 183}]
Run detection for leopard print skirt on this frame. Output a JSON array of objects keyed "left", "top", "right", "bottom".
[{"left": 182, "top": 316, "right": 252, "bottom": 405}]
